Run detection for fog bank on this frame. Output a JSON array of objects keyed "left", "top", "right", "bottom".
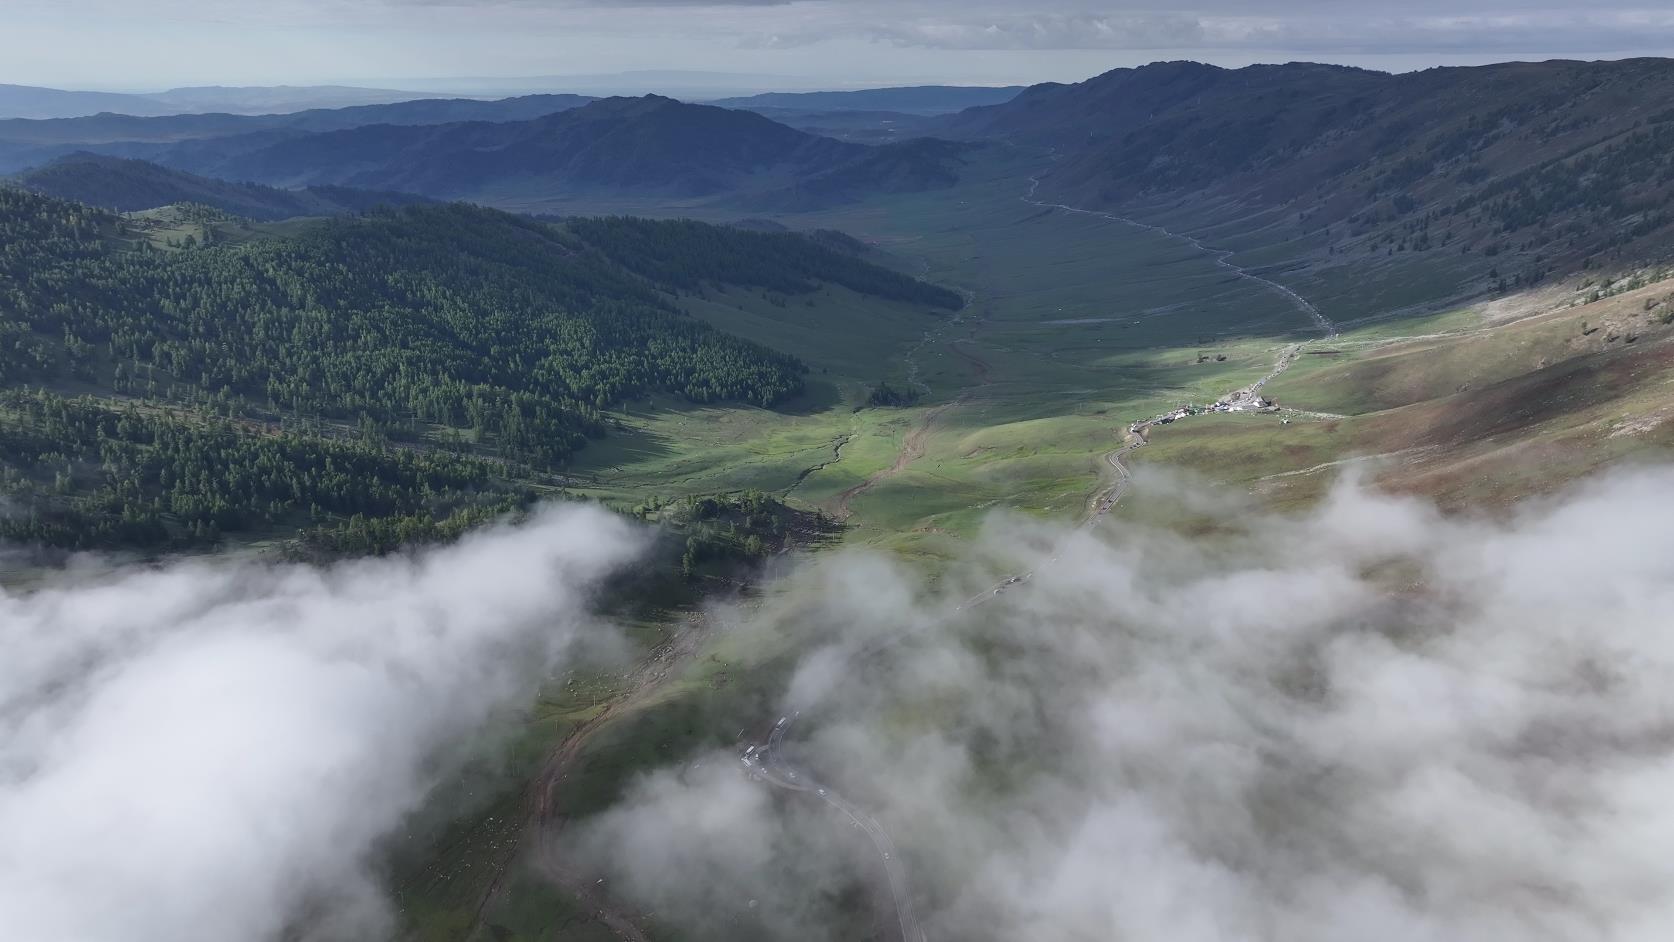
[
  {"left": 580, "top": 468, "right": 1674, "bottom": 942},
  {"left": 0, "top": 505, "right": 643, "bottom": 942}
]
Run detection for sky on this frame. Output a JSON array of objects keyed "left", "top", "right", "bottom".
[{"left": 6, "top": 0, "right": 1674, "bottom": 92}]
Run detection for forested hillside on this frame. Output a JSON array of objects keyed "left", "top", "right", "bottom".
[
  {"left": 0, "top": 189, "right": 813, "bottom": 461},
  {"left": 12, "top": 153, "right": 432, "bottom": 218},
  {"left": 949, "top": 58, "right": 1674, "bottom": 277},
  {"left": 0, "top": 188, "right": 951, "bottom": 552},
  {"left": 0, "top": 389, "right": 531, "bottom": 552}
]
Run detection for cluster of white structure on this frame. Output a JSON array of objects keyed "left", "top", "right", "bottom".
[{"left": 1128, "top": 392, "right": 1278, "bottom": 435}]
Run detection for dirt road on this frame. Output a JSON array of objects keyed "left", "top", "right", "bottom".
[
  {"left": 754, "top": 168, "right": 1338, "bottom": 942},
  {"left": 829, "top": 339, "right": 993, "bottom": 520},
  {"left": 465, "top": 616, "right": 708, "bottom": 942}
]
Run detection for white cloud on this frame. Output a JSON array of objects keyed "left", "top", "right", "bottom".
[
  {"left": 574, "top": 467, "right": 1674, "bottom": 941},
  {"left": 0, "top": 505, "right": 643, "bottom": 942}
]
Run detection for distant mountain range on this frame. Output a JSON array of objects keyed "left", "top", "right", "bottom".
[
  {"left": 0, "top": 94, "right": 976, "bottom": 215},
  {"left": 64, "top": 96, "right": 978, "bottom": 207},
  {"left": 0, "top": 84, "right": 436, "bottom": 120},
  {"left": 0, "top": 77, "right": 1019, "bottom": 123},
  {"left": 695, "top": 86, "right": 1022, "bottom": 145},
  {"left": 709, "top": 85, "right": 1023, "bottom": 116},
  {"left": 0, "top": 95, "right": 597, "bottom": 172},
  {"left": 388, "top": 71, "right": 887, "bottom": 100},
  {"left": 27, "top": 58, "right": 1674, "bottom": 275},
  {"left": 0, "top": 94, "right": 596, "bottom": 146},
  {"left": 741, "top": 109, "right": 939, "bottom": 145},
  {"left": 159, "top": 95, "right": 860, "bottom": 195},
  {"left": 9, "top": 153, "right": 432, "bottom": 220},
  {"left": 0, "top": 85, "right": 176, "bottom": 120}
]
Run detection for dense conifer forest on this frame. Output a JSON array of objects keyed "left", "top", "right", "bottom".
[
  {"left": 0, "top": 192, "right": 808, "bottom": 465},
  {"left": 0, "top": 189, "right": 945, "bottom": 553},
  {"left": 0, "top": 389, "right": 532, "bottom": 552}
]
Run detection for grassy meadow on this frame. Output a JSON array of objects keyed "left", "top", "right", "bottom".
[{"left": 405, "top": 149, "right": 1674, "bottom": 942}]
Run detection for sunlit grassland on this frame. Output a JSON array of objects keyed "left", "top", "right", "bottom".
[
  {"left": 451, "top": 172, "right": 1518, "bottom": 942},
  {"left": 1138, "top": 274, "right": 1674, "bottom": 514},
  {"left": 558, "top": 149, "right": 1328, "bottom": 547},
  {"left": 405, "top": 148, "right": 1620, "bottom": 942}
]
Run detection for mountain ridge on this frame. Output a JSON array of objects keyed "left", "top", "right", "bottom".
[
  {"left": 127, "top": 95, "right": 973, "bottom": 206},
  {"left": 709, "top": 85, "right": 1023, "bottom": 116},
  {"left": 8, "top": 152, "right": 434, "bottom": 219},
  {"left": 0, "top": 83, "right": 435, "bottom": 120},
  {"left": 948, "top": 57, "right": 1674, "bottom": 290},
  {"left": 0, "top": 94, "right": 598, "bottom": 146}
]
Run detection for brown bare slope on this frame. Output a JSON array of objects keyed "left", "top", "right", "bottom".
[{"left": 1136, "top": 274, "right": 1674, "bottom": 512}]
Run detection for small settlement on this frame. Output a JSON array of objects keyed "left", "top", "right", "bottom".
[{"left": 1129, "top": 391, "right": 1278, "bottom": 435}]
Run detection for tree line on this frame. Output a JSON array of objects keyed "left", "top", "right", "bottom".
[
  {"left": 0, "top": 389, "right": 532, "bottom": 551},
  {"left": 0, "top": 190, "right": 959, "bottom": 556},
  {"left": 0, "top": 192, "right": 809, "bottom": 467}
]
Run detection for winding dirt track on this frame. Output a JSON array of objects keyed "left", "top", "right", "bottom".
[
  {"left": 471, "top": 163, "right": 1335, "bottom": 942},
  {"left": 830, "top": 339, "right": 993, "bottom": 520},
  {"left": 464, "top": 618, "right": 708, "bottom": 942},
  {"left": 755, "top": 165, "right": 1340, "bottom": 942},
  {"left": 831, "top": 396, "right": 959, "bottom": 520},
  {"left": 1021, "top": 174, "right": 1338, "bottom": 339}
]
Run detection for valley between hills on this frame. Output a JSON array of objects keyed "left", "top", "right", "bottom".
[
  {"left": 9, "top": 58, "right": 1674, "bottom": 942},
  {"left": 391, "top": 146, "right": 1674, "bottom": 941}
]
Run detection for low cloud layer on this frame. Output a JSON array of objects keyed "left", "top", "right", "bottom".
[
  {"left": 577, "top": 467, "right": 1674, "bottom": 941},
  {"left": 0, "top": 505, "right": 643, "bottom": 942}
]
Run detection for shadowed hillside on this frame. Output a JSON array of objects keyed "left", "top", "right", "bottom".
[
  {"left": 950, "top": 58, "right": 1674, "bottom": 291},
  {"left": 92, "top": 96, "right": 976, "bottom": 208},
  {"left": 0, "top": 186, "right": 961, "bottom": 551},
  {"left": 11, "top": 153, "right": 433, "bottom": 219}
]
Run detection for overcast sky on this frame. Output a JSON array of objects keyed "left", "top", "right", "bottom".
[{"left": 8, "top": 0, "right": 1674, "bottom": 92}]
